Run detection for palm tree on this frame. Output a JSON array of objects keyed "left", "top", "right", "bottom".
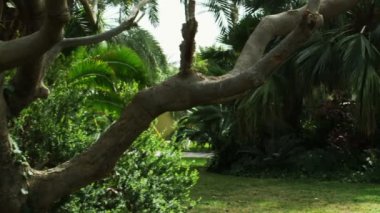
[
  {"left": 113, "top": 27, "right": 168, "bottom": 83},
  {"left": 67, "top": 46, "right": 148, "bottom": 116},
  {"left": 178, "top": 0, "right": 380, "bottom": 172}
]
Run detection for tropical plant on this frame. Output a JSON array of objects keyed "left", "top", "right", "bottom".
[
  {"left": 193, "top": 46, "right": 237, "bottom": 76},
  {"left": 113, "top": 27, "right": 169, "bottom": 83},
  {"left": 178, "top": 0, "right": 380, "bottom": 177},
  {"left": 67, "top": 46, "right": 147, "bottom": 116}
]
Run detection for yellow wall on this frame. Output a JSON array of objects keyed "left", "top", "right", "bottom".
[{"left": 154, "top": 112, "right": 176, "bottom": 138}]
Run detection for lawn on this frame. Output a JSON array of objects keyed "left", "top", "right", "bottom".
[{"left": 187, "top": 159, "right": 380, "bottom": 213}]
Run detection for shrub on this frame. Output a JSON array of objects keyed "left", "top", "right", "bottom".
[
  {"left": 57, "top": 131, "right": 198, "bottom": 212},
  {"left": 11, "top": 82, "right": 97, "bottom": 168}
]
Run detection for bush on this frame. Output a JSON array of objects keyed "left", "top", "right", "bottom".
[
  {"left": 11, "top": 82, "right": 98, "bottom": 168},
  {"left": 347, "top": 149, "right": 380, "bottom": 183},
  {"left": 11, "top": 46, "right": 198, "bottom": 211},
  {"left": 57, "top": 131, "right": 198, "bottom": 212}
]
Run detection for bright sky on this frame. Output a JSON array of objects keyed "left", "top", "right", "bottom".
[{"left": 104, "top": 0, "right": 221, "bottom": 64}]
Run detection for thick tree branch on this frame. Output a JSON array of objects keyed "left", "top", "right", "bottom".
[
  {"left": 0, "top": 1, "right": 4, "bottom": 21},
  {"left": 4, "top": 0, "right": 49, "bottom": 116},
  {"left": 13, "top": 0, "right": 45, "bottom": 33},
  {"left": 21, "top": 0, "right": 358, "bottom": 210},
  {"left": 5, "top": 0, "right": 148, "bottom": 116},
  {"left": 28, "top": 8, "right": 323, "bottom": 209},
  {"left": 5, "top": 57, "right": 49, "bottom": 116},
  {"left": 0, "top": 0, "right": 69, "bottom": 71},
  {"left": 0, "top": 74, "right": 26, "bottom": 213},
  {"left": 0, "top": 74, "right": 10, "bottom": 167},
  {"left": 233, "top": 0, "right": 360, "bottom": 72}
]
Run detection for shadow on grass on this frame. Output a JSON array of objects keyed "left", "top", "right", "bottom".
[{"left": 190, "top": 168, "right": 380, "bottom": 213}]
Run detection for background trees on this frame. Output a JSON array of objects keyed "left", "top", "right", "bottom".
[{"left": 178, "top": 0, "right": 380, "bottom": 180}]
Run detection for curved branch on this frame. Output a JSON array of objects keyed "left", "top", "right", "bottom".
[
  {"left": 25, "top": 0, "right": 358, "bottom": 210},
  {"left": 0, "top": 0, "right": 69, "bottom": 71},
  {"left": 28, "top": 9, "right": 323, "bottom": 209},
  {"left": 233, "top": 0, "right": 360, "bottom": 72},
  {"left": 4, "top": 0, "right": 150, "bottom": 116},
  {"left": 57, "top": 0, "right": 149, "bottom": 49},
  {"left": 43, "top": 0, "right": 149, "bottom": 68}
]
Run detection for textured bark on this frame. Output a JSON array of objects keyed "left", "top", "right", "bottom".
[
  {"left": 180, "top": 0, "right": 197, "bottom": 75},
  {"left": 6, "top": 57, "right": 49, "bottom": 115},
  {"left": 0, "top": 0, "right": 69, "bottom": 70},
  {"left": 5, "top": 0, "right": 48, "bottom": 116},
  {"left": 0, "top": 0, "right": 360, "bottom": 211},
  {"left": 234, "top": 0, "right": 360, "bottom": 72},
  {"left": 0, "top": 74, "right": 29, "bottom": 213}
]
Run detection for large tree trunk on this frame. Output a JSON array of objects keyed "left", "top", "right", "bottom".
[
  {"left": 0, "top": 74, "right": 28, "bottom": 212},
  {"left": 0, "top": 0, "right": 359, "bottom": 211}
]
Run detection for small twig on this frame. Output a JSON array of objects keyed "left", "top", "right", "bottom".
[{"left": 58, "top": 0, "right": 149, "bottom": 49}]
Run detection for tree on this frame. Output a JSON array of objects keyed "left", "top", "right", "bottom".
[{"left": 0, "top": 0, "right": 359, "bottom": 211}]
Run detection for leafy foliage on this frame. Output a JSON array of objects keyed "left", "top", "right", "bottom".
[
  {"left": 113, "top": 27, "right": 168, "bottom": 83},
  {"left": 11, "top": 81, "right": 96, "bottom": 168},
  {"left": 57, "top": 131, "right": 198, "bottom": 212},
  {"left": 193, "top": 46, "right": 237, "bottom": 76},
  {"left": 12, "top": 44, "right": 198, "bottom": 211},
  {"left": 177, "top": 1, "right": 380, "bottom": 180},
  {"left": 67, "top": 46, "right": 147, "bottom": 115}
]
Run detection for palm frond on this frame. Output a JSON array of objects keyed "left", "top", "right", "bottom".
[
  {"left": 68, "top": 59, "right": 116, "bottom": 92},
  {"left": 99, "top": 46, "right": 148, "bottom": 84},
  {"left": 67, "top": 46, "right": 147, "bottom": 116},
  {"left": 114, "top": 27, "right": 168, "bottom": 83},
  {"left": 85, "top": 92, "right": 125, "bottom": 115},
  {"left": 145, "top": 0, "right": 159, "bottom": 27},
  {"left": 340, "top": 33, "right": 380, "bottom": 134},
  {"left": 238, "top": 74, "right": 286, "bottom": 131},
  {"left": 201, "top": 0, "right": 238, "bottom": 34},
  {"left": 296, "top": 33, "right": 343, "bottom": 90}
]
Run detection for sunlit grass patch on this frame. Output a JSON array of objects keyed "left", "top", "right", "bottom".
[{"left": 191, "top": 169, "right": 380, "bottom": 213}]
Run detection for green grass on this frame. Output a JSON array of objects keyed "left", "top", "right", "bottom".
[
  {"left": 186, "top": 159, "right": 380, "bottom": 213},
  {"left": 182, "top": 157, "right": 209, "bottom": 168}
]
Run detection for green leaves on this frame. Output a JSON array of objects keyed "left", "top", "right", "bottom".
[
  {"left": 238, "top": 74, "right": 287, "bottom": 132},
  {"left": 59, "top": 130, "right": 198, "bottom": 212},
  {"left": 202, "top": 0, "right": 239, "bottom": 33},
  {"left": 113, "top": 27, "right": 168, "bottom": 82},
  {"left": 340, "top": 33, "right": 380, "bottom": 134},
  {"left": 296, "top": 31, "right": 380, "bottom": 135},
  {"left": 67, "top": 46, "right": 147, "bottom": 115}
]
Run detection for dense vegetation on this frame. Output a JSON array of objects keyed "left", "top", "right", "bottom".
[
  {"left": 177, "top": 0, "right": 380, "bottom": 182},
  {"left": 10, "top": 43, "right": 198, "bottom": 211}
]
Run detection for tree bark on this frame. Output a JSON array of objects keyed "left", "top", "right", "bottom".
[
  {"left": 0, "top": 0, "right": 69, "bottom": 71},
  {"left": 0, "top": 74, "right": 29, "bottom": 213},
  {"left": 234, "top": 0, "right": 360, "bottom": 72}
]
